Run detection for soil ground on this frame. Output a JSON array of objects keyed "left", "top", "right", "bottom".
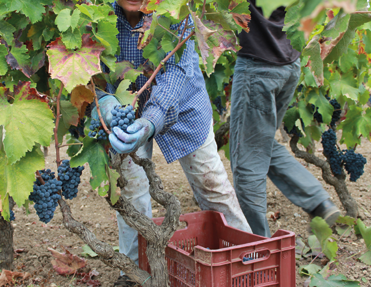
[{"left": 7, "top": 131, "right": 371, "bottom": 287}]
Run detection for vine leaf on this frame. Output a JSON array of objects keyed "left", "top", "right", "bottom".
[
  {"left": 115, "top": 79, "right": 133, "bottom": 105},
  {"left": 310, "top": 217, "right": 338, "bottom": 261},
  {"left": 307, "top": 89, "right": 333, "bottom": 125},
  {"left": 70, "top": 85, "right": 95, "bottom": 118},
  {"left": 0, "top": 44, "right": 9, "bottom": 76},
  {"left": 356, "top": 219, "right": 371, "bottom": 265},
  {"left": 107, "top": 166, "right": 120, "bottom": 205},
  {"left": 6, "top": 45, "right": 30, "bottom": 75},
  {"left": 47, "top": 34, "right": 105, "bottom": 92},
  {"left": 60, "top": 100, "right": 79, "bottom": 128},
  {"left": 55, "top": 8, "right": 81, "bottom": 33},
  {"left": 338, "top": 105, "right": 371, "bottom": 147},
  {"left": 94, "top": 20, "right": 119, "bottom": 55},
  {"left": 69, "top": 136, "right": 109, "bottom": 190},
  {"left": 0, "top": 82, "right": 54, "bottom": 164},
  {"left": 229, "top": 1, "right": 251, "bottom": 32},
  {"left": 0, "top": 146, "right": 45, "bottom": 207},
  {"left": 310, "top": 273, "right": 360, "bottom": 287},
  {"left": 110, "top": 61, "right": 143, "bottom": 84},
  {"left": 299, "top": 264, "right": 321, "bottom": 276},
  {"left": 0, "top": 270, "right": 31, "bottom": 286},
  {"left": 255, "top": 0, "right": 297, "bottom": 18},
  {"left": 48, "top": 247, "right": 87, "bottom": 275}
]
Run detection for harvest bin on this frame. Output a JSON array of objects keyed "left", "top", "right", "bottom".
[{"left": 138, "top": 211, "right": 296, "bottom": 287}]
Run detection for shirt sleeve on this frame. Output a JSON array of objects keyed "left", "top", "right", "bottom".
[{"left": 141, "top": 16, "right": 196, "bottom": 136}]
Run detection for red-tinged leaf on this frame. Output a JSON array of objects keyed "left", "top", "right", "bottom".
[
  {"left": 191, "top": 12, "right": 216, "bottom": 69},
  {"left": 0, "top": 270, "right": 31, "bottom": 286},
  {"left": 140, "top": 0, "right": 157, "bottom": 14},
  {"left": 203, "top": 20, "right": 240, "bottom": 69},
  {"left": 229, "top": 1, "right": 251, "bottom": 32},
  {"left": 135, "top": 15, "right": 153, "bottom": 50},
  {"left": 76, "top": 270, "right": 100, "bottom": 286},
  {"left": 47, "top": 35, "right": 105, "bottom": 92},
  {"left": 70, "top": 85, "right": 95, "bottom": 118},
  {"left": 11, "top": 81, "right": 48, "bottom": 103},
  {"left": 48, "top": 247, "right": 87, "bottom": 275}
]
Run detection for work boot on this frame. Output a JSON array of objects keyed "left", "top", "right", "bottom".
[
  {"left": 113, "top": 275, "right": 138, "bottom": 287},
  {"left": 310, "top": 199, "right": 340, "bottom": 227}
]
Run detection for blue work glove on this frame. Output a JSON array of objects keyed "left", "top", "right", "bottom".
[
  {"left": 109, "top": 118, "right": 155, "bottom": 154},
  {"left": 91, "top": 95, "right": 120, "bottom": 128}
]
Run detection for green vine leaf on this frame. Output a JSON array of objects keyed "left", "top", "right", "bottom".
[
  {"left": 94, "top": 20, "right": 119, "bottom": 56},
  {"left": 310, "top": 217, "right": 338, "bottom": 261},
  {"left": 255, "top": 0, "right": 297, "bottom": 18},
  {"left": 0, "top": 44, "right": 8, "bottom": 76},
  {"left": 55, "top": 8, "right": 81, "bottom": 33},
  {"left": 69, "top": 136, "right": 109, "bottom": 190},
  {"left": 310, "top": 273, "right": 360, "bottom": 287},
  {"left": 0, "top": 146, "right": 45, "bottom": 207},
  {"left": 0, "top": 82, "right": 54, "bottom": 164},
  {"left": 47, "top": 34, "right": 105, "bottom": 92},
  {"left": 115, "top": 79, "right": 133, "bottom": 105}
]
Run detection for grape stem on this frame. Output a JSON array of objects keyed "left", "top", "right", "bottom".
[
  {"left": 91, "top": 78, "right": 111, "bottom": 135},
  {"left": 36, "top": 170, "right": 45, "bottom": 185},
  {"left": 54, "top": 83, "right": 64, "bottom": 168},
  {"left": 131, "top": 28, "right": 195, "bottom": 108},
  {"left": 201, "top": 0, "right": 207, "bottom": 19}
]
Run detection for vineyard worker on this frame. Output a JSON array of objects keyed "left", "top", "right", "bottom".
[
  {"left": 92, "top": 0, "right": 252, "bottom": 285},
  {"left": 229, "top": 1, "right": 340, "bottom": 238}
]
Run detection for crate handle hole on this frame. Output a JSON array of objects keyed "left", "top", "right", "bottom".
[
  {"left": 240, "top": 249, "right": 270, "bottom": 264},
  {"left": 176, "top": 220, "right": 188, "bottom": 231}
]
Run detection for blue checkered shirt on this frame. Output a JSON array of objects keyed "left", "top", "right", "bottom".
[{"left": 107, "top": 2, "right": 212, "bottom": 163}]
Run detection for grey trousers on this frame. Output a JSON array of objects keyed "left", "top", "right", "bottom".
[{"left": 230, "top": 56, "right": 330, "bottom": 237}]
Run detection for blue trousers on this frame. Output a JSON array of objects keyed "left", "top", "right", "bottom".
[{"left": 230, "top": 56, "right": 330, "bottom": 237}]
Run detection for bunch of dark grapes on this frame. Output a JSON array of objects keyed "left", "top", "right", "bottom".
[
  {"left": 321, "top": 129, "right": 343, "bottom": 175},
  {"left": 69, "top": 119, "right": 85, "bottom": 139},
  {"left": 213, "top": 96, "right": 227, "bottom": 116},
  {"left": 29, "top": 169, "right": 62, "bottom": 224},
  {"left": 58, "top": 160, "right": 84, "bottom": 200},
  {"left": 329, "top": 99, "right": 341, "bottom": 127},
  {"left": 110, "top": 105, "right": 136, "bottom": 132},
  {"left": 343, "top": 149, "right": 367, "bottom": 182},
  {"left": 284, "top": 125, "right": 303, "bottom": 137},
  {"left": 10, "top": 210, "right": 15, "bottom": 221},
  {"left": 312, "top": 105, "right": 323, "bottom": 123},
  {"left": 88, "top": 119, "right": 107, "bottom": 140}
]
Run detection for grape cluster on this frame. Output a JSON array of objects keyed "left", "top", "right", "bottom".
[
  {"left": 88, "top": 119, "right": 107, "bottom": 140},
  {"left": 213, "top": 96, "right": 227, "bottom": 116},
  {"left": 330, "top": 99, "right": 341, "bottom": 127},
  {"left": 10, "top": 210, "right": 15, "bottom": 221},
  {"left": 69, "top": 119, "right": 85, "bottom": 139},
  {"left": 110, "top": 105, "right": 136, "bottom": 132},
  {"left": 321, "top": 129, "right": 343, "bottom": 175},
  {"left": 58, "top": 160, "right": 84, "bottom": 200},
  {"left": 321, "top": 130, "right": 367, "bottom": 181},
  {"left": 313, "top": 105, "right": 323, "bottom": 123},
  {"left": 343, "top": 149, "right": 367, "bottom": 182},
  {"left": 29, "top": 169, "right": 62, "bottom": 224}
]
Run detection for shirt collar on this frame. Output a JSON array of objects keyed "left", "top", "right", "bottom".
[{"left": 113, "top": 1, "right": 145, "bottom": 30}]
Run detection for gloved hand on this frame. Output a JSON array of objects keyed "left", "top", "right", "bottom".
[
  {"left": 109, "top": 118, "right": 155, "bottom": 154},
  {"left": 91, "top": 95, "right": 120, "bottom": 128}
]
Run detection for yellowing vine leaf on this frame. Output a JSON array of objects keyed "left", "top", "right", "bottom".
[
  {"left": 47, "top": 34, "right": 105, "bottom": 92},
  {"left": 0, "top": 82, "right": 54, "bottom": 164},
  {"left": 70, "top": 85, "right": 95, "bottom": 118}
]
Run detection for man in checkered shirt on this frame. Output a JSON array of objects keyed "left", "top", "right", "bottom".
[{"left": 92, "top": 1, "right": 251, "bottom": 285}]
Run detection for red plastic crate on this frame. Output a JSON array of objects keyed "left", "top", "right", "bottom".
[{"left": 138, "top": 211, "right": 296, "bottom": 287}]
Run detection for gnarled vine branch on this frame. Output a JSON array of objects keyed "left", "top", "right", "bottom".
[{"left": 289, "top": 135, "right": 358, "bottom": 217}]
